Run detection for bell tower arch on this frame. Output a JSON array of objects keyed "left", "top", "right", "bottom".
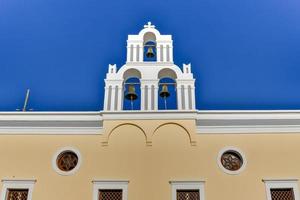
[{"left": 103, "top": 22, "right": 196, "bottom": 111}]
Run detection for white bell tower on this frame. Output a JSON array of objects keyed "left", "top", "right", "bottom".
[{"left": 103, "top": 22, "right": 196, "bottom": 111}]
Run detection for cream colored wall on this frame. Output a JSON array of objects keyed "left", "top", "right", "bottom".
[{"left": 1, "top": 119, "right": 300, "bottom": 200}]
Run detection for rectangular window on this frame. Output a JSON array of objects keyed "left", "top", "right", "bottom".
[
  {"left": 6, "top": 189, "right": 29, "bottom": 200},
  {"left": 263, "top": 179, "right": 299, "bottom": 200},
  {"left": 271, "top": 188, "right": 295, "bottom": 200},
  {"left": 1, "top": 180, "right": 35, "bottom": 200},
  {"left": 92, "top": 181, "right": 128, "bottom": 200},
  {"left": 177, "top": 190, "right": 200, "bottom": 200},
  {"left": 170, "top": 181, "right": 205, "bottom": 200},
  {"left": 99, "top": 189, "right": 123, "bottom": 200}
]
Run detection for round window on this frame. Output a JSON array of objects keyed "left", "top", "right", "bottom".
[
  {"left": 57, "top": 151, "right": 78, "bottom": 172},
  {"left": 52, "top": 147, "right": 82, "bottom": 176},
  {"left": 220, "top": 151, "right": 243, "bottom": 171},
  {"left": 217, "top": 147, "right": 247, "bottom": 175}
]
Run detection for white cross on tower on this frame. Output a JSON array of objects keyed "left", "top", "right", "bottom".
[{"left": 144, "top": 21, "right": 155, "bottom": 29}]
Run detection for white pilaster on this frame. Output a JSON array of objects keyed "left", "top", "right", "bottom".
[
  {"left": 126, "top": 46, "right": 131, "bottom": 62},
  {"left": 117, "top": 86, "right": 123, "bottom": 110},
  {"left": 104, "top": 86, "right": 109, "bottom": 111},
  {"left": 140, "top": 84, "right": 145, "bottom": 111},
  {"left": 177, "top": 85, "right": 182, "bottom": 110},
  {"left": 139, "top": 45, "right": 143, "bottom": 62},
  {"left": 191, "top": 87, "right": 196, "bottom": 110},
  {"left": 147, "top": 85, "right": 152, "bottom": 110},
  {"left": 169, "top": 46, "right": 173, "bottom": 62},
  {"left": 110, "top": 86, "right": 116, "bottom": 111},
  {"left": 156, "top": 45, "right": 161, "bottom": 62},
  {"left": 163, "top": 45, "right": 168, "bottom": 62},
  {"left": 184, "top": 85, "right": 189, "bottom": 110},
  {"left": 154, "top": 86, "right": 158, "bottom": 110},
  {"left": 132, "top": 45, "right": 137, "bottom": 62}
]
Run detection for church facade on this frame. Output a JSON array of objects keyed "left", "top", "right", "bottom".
[{"left": 0, "top": 23, "right": 300, "bottom": 200}]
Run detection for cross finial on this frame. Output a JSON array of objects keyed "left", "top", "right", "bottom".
[{"left": 144, "top": 21, "right": 155, "bottom": 29}]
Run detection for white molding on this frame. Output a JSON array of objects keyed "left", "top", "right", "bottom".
[
  {"left": 263, "top": 179, "right": 300, "bottom": 200},
  {"left": 0, "top": 112, "right": 102, "bottom": 120},
  {"left": 217, "top": 146, "right": 247, "bottom": 175},
  {"left": 196, "top": 110, "right": 300, "bottom": 134},
  {"left": 2, "top": 110, "right": 300, "bottom": 134},
  {"left": 197, "top": 125, "right": 300, "bottom": 134},
  {"left": 0, "top": 112, "right": 103, "bottom": 135},
  {"left": 170, "top": 181, "right": 205, "bottom": 200},
  {"left": 0, "top": 127, "right": 103, "bottom": 135},
  {"left": 1, "top": 179, "right": 36, "bottom": 200},
  {"left": 102, "top": 110, "right": 198, "bottom": 120},
  {"left": 52, "top": 147, "right": 82, "bottom": 176},
  {"left": 263, "top": 178, "right": 299, "bottom": 182},
  {"left": 92, "top": 180, "right": 129, "bottom": 200}
]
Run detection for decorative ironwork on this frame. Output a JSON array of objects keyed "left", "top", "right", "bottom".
[
  {"left": 6, "top": 189, "right": 28, "bottom": 200},
  {"left": 220, "top": 151, "right": 243, "bottom": 171},
  {"left": 271, "top": 188, "right": 295, "bottom": 200},
  {"left": 56, "top": 151, "right": 78, "bottom": 172},
  {"left": 99, "top": 190, "right": 122, "bottom": 200},
  {"left": 177, "top": 190, "right": 200, "bottom": 200}
]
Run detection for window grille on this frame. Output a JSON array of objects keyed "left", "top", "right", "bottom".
[
  {"left": 220, "top": 151, "right": 243, "bottom": 171},
  {"left": 271, "top": 188, "right": 295, "bottom": 200},
  {"left": 177, "top": 190, "right": 200, "bottom": 200},
  {"left": 6, "top": 189, "right": 28, "bottom": 200},
  {"left": 99, "top": 189, "right": 122, "bottom": 200},
  {"left": 56, "top": 151, "right": 78, "bottom": 172}
]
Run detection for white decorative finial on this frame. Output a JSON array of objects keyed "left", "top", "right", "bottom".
[{"left": 144, "top": 21, "right": 155, "bottom": 29}]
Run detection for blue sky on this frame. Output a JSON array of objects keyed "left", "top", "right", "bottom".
[{"left": 0, "top": 0, "right": 300, "bottom": 111}]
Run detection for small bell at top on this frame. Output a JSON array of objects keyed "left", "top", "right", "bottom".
[
  {"left": 159, "top": 84, "right": 170, "bottom": 98},
  {"left": 146, "top": 46, "right": 155, "bottom": 58},
  {"left": 125, "top": 84, "right": 138, "bottom": 101}
]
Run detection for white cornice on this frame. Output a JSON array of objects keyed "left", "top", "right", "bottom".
[
  {"left": 0, "top": 112, "right": 103, "bottom": 135},
  {"left": 1, "top": 110, "right": 300, "bottom": 134},
  {"left": 196, "top": 110, "right": 300, "bottom": 134},
  {"left": 101, "top": 110, "right": 198, "bottom": 120}
]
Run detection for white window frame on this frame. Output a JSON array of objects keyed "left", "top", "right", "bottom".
[
  {"left": 1, "top": 179, "right": 36, "bottom": 200},
  {"left": 170, "top": 181, "right": 205, "bottom": 200},
  {"left": 92, "top": 180, "right": 129, "bottom": 200},
  {"left": 263, "top": 179, "right": 300, "bottom": 200}
]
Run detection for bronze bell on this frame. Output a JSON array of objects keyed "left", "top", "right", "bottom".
[
  {"left": 125, "top": 84, "right": 138, "bottom": 101},
  {"left": 159, "top": 84, "right": 170, "bottom": 98},
  {"left": 146, "top": 46, "right": 155, "bottom": 58}
]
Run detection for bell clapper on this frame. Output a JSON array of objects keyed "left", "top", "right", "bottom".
[
  {"left": 130, "top": 96, "right": 134, "bottom": 110},
  {"left": 164, "top": 96, "right": 167, "bottom": 110}
]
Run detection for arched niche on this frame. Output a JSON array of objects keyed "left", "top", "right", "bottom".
[
  {"left": 123, "top": 68, "right": 142, "bottom": 80},
  {"left": 143, "top": 32, "right": 157, "bottom": 62},
  {"left": 152, "top": 123, "right": 192, "bottom": 148},
  {"left": 158, "top": 78, "right": 177, "bottom": 110},
  {"left": 123, "top": 77, "right": 141, "bottom": 110},
  {"left": 122, "top": 68, "right": 142, "bottom": 110},
  {"left": 158, "top": 68, "right": 177, "bottom": 80},
  {"left": 157, "top": 68, "right": 177, "bottom": 110},
  {"left": 143, "top": 32, "right": 156, "bottom": 43}
]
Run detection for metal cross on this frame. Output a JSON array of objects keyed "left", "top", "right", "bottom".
[{"left": 144, "top": 21, "right": 155, "bottom": 28}]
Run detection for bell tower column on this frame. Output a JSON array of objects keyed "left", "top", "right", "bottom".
[
  {"left": 138, "top": 44, "right": 143, "bottom": 62},
  {"left": 176, "top": 83, "right": 183, "bottom": 110},
  {"left": 140, "top": 79, "right": 159, "bottom": 111}
]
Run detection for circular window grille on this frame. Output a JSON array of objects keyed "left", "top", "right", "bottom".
[
  {"left": 52, "top": 147, "right": 82, "bottom": 176},
  {"left": 217, "top": 147, "right": 247, "bottom": 175},
  {"left": 220, "top": 151, "right": 243, "bottom": 171},
  {"left": 57, "top": 151, "right": 78, "bottom": 172}
]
